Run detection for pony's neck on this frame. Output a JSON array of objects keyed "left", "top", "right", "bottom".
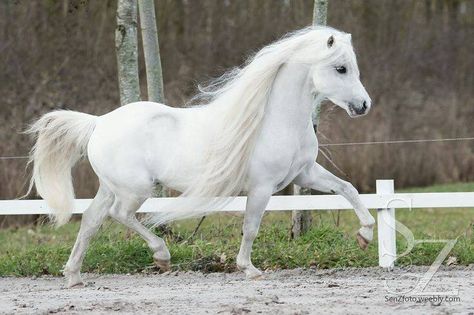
[{"left": 264, "top": 63, "right": 316, "bottom": 131}]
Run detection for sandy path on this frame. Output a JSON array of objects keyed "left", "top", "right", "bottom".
[{"left": 1, "top": 266, "right": 473, "bottom": 314}]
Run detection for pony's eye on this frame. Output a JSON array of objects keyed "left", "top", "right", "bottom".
[{"left": 335, "top": 66, "right": 347, "bottom": 74}]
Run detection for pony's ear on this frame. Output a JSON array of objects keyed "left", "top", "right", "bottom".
[{"left": 327, "top": 35, "right": 335, "bottom": 48}]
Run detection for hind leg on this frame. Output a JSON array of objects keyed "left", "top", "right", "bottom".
[
  {"left": 108, "top": 195, "right": 171, "bottom": 271},
  {"left": 64, "top": 185, "right": 113, "bottom": 288}
]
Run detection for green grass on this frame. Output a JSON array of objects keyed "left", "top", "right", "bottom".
[
  {"left": 398, "top": 181, "right": 474, "bottom": 193},
  {"left": 0, "top": 182, "right": 472, "bottom": 276}
]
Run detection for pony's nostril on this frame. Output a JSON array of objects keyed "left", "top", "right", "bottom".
[{"left": 362, "top": 101, "right": 367, "bottom": 110}]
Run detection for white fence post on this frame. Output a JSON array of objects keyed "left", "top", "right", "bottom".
[{"left": 376, "top": 179, "right": 396, "bottom": 269}]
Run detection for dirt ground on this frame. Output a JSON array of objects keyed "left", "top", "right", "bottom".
[{"left": 1, "top": 266, "right": 473, "bottom": 315}]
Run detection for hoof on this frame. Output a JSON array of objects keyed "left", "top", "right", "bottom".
[
  {"left": 154, "top": 258, "right": 171, "bottom": 272},
  {"left": 64, "top": 270, "right": 84, "bottom": 289},
  {"left": 66, "top": 276, "right": 84, "bottom": 289},
  {"left": 68, "top": 281, "right": 85, "bottom": 289},
  {"left": 356, "top": 232, "right": 369, "bottom": 250},
  {"left": 238, "top": 264, "right": 263, "bottom": 280},
  {"left": 248, "top": 273, "right": 264, "bottom": 280}
]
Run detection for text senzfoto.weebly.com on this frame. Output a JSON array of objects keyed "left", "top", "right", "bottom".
[{"left": 385, "top": 295, "right": 461, "bottom": 304}]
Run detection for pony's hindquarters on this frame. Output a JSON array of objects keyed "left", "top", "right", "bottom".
[{"left": 26, "top": 110, "right": 97, "bottom": 226}]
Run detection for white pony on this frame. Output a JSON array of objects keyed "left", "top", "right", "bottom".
[{"left": 26, "top": 26, "right": 375, "bottom": 288}]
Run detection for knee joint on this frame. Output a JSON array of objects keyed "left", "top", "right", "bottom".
[{"left": 340, "top": 181, "right": 358, "bottom": 196}]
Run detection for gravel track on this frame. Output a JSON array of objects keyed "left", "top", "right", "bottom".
[{"left": 1, "top": 266, "right": 473, "bottom": 314}]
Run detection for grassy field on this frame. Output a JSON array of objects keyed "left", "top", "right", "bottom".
[{"left": 0, "top": 182, "right": 473, "bottom": 277}]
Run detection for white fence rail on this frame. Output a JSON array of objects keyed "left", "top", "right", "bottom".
[{"left": 1, "top": 179, "right": 473, "bottom": 268}]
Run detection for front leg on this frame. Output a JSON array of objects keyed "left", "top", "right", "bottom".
[
  {"left": 237, "top": 186, "right": 272, "bottom": 279},
  {"left": 293, "top": 163, "right": 375, "bottom": 249}
]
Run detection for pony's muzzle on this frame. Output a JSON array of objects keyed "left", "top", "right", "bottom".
[{"left": 348, "top": 100, "right": 370, "bottom": 116}]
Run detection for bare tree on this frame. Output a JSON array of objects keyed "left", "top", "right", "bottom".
[
  {"left": 116, "top": 0, "right": 140, "bottom": 105},
  {"left": 310, "top": 0, "right": 327, "bottom": 129},
  {"left": 291, "top": 0, "right": 328, "bottom": 238},
  {"left": 138, "top": 0, "right": 164, "bottom": 103},
  {"left": 313, "top": 0, "right": 328, "bottom": 26},
  {"left": 138, "top": 0, "right": 167, "bottom": 201}
]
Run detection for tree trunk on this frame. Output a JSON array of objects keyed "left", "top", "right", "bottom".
[
  {"left": 290, "top": 185, "right": 313, "bottom": 238},
  {"left": 291, "top": 0, "right": 328, "bottom": 239},
  {"left": 138, "top": 0, "right": 168, "bottom": 201},
  {"left": 313, "top": 0, "right": 328, "bottom": 26},
  {"left": 311, "top": 0, "right": 328, "bottom": 129},
  {"left": 115, "top": 0, "right": 140, "bottom": 105},
  {"left": 138, "top": 0, "right": 164, "bottom": 103}
]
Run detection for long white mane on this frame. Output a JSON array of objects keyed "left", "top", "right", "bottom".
[{"left": 150, "top": 26, "right": 353, "bottom": 225}]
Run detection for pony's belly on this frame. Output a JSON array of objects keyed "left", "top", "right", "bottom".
[
  {"left": 246, "top": 157, "right": 309, "bottom": 194},
  {"left": 146, "top": 115, "right": 215, "bottom": 194},
  {"left": 152, "top": 149, "right": 207, "bottom": 194}
]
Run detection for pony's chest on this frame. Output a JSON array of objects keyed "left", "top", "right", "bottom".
[
  {"left": 275, "top": 140, "right": 318, "bottom": 191},
  {"left": 247, "top": 128, "right": 318, "bottom": 191}
]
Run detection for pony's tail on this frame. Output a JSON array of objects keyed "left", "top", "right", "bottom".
[{"left": 25, "top": 110, "right": 97, "bottom": 226}]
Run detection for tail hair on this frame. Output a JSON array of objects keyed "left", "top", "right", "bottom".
[{"left": 25, "top": 110, "right": 97, "bottom": 226}]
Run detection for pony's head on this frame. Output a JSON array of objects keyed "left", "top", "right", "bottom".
[{"left": 295, "top": 29, "right": 371, "bottom": 117}]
